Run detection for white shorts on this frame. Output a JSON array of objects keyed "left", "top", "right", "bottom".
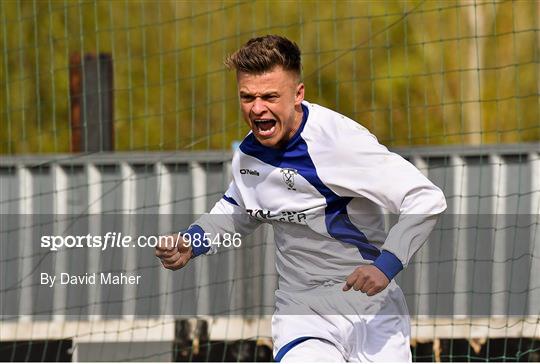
[{"left": 272, "top": 280, "right": 411, "bottom": 362}]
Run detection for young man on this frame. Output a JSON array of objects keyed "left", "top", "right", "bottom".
[{"left": 156, "top": 35, "right": 446, "bottom": 362}]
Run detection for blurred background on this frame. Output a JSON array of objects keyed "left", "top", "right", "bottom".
[{"left": 1, "top": 0, "right": 539, "bottom": 154}]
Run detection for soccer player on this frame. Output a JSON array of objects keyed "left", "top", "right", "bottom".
[{"left": 156, "top": 35, "right": 446, "bottom": 362}]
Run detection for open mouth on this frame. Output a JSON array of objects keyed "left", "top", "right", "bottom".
[{"left": 254, "top": 119, "right": 277, "bottom": 137}]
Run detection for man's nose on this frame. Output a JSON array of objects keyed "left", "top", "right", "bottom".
[{"left": 251, "top": 98, "right": 266, "bottom": 115}]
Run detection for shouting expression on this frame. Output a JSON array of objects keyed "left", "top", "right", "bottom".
[{"left": 237, "top": 66, "right": 305, "bottom": 149}]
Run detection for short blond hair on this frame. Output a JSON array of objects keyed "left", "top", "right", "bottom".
[{"left": 225, "top": 35, "right": 302, "bottom": 79}]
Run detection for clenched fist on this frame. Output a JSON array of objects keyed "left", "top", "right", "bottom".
[
  {"left": 155, "top": 234, "right": 192, "bottom": 271},
  {"left": 343, "top": 265, "right": 390, "bottom": 296}
]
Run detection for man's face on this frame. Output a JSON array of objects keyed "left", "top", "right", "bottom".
[{"left": 237, "top": 66, "right": 305, "bottom": 148}]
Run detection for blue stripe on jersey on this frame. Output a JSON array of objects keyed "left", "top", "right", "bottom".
[
  {"left": 222, "top": 194, "right": 238, "bottom": 206},
  {"left": 239, "top": 104, "right": 381, "bottom": 260},
  {"left": 274, "top": 336, "right": 317, "bottom": 362}
]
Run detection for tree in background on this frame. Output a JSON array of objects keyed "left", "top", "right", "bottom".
[{"left": 1, "top": 0, "right": 538, "bottom": 154}]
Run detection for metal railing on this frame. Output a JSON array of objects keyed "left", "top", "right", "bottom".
[{"left": 1, "top": 143, "right": 539, "bottom": 321}]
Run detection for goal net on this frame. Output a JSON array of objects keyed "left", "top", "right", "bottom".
[{"left": 1, "top": 1, "right": 539, "bottom": 361}]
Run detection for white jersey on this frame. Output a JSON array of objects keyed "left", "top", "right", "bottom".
[{"left": 186, "top": 101, "right": 446, "bottom": 290}]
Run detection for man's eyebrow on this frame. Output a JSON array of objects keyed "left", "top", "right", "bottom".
[{"left": 239, "top": 91, "right": 279, "bottom": 97}]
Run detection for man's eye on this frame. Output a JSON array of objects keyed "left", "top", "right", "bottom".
[{"left": 241, "top": 95, "right": 254, "bottom": 102}]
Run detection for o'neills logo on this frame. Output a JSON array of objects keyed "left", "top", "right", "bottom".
[{"left": 240, "top": 168, "right": 260, "bottom": 176}]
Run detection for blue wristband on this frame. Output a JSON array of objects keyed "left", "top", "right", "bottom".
[
  {"left": 182, "top": 225, "right": 210, "bottom": 257},
  {"left": 373, "top": 250, "right": 403, "bottom": 281}
]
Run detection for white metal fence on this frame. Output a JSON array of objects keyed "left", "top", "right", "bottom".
[{"left": 1, "top": 144, "right": 539, "bottom": 321}]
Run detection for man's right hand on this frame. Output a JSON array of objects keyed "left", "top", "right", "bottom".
[{"left": 155, "top": 234, "right": 192, "bottom": 271}]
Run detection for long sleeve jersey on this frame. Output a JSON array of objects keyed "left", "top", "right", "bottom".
[{"left": 184, "top": 101, "right": 447, "bottom": 290}]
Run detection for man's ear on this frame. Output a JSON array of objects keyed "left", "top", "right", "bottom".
[{"left": 295, "top": 83, "right": 305, "bottom": 104}]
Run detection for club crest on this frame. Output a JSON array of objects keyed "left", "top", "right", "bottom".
[{"left": 280, "top": 168, "right": 298, "bottom": 190}]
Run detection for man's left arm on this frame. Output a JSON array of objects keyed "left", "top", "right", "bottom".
[
  {"left": 343, "top": 203, "right": 442, "bottom": 295},
  {"left": 323, "top": 130, "right": 447, "bottom": 295}
]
